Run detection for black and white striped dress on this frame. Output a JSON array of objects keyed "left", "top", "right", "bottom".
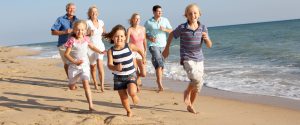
[{"left": 111, "top": 44, "right": 136, "bottom": 76}]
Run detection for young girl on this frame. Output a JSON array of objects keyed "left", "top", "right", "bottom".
[
  {"left": 127, "top": 13, "right": 147, "bottom": 92},
  {"left": 105, "top": 25, "right": 146, "bottom": 117},
  {"left": 86, "top": 6, "right": 106, "bottom": 92},
  {"left": 162, "top": 4, "right": 212, "bottom": 114},
  {"left": 64, "top": 20, "right": 105, "bottom": 111}
]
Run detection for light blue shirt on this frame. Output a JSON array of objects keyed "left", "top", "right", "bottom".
[{"left": 144, "top": 17, "right": 172, "bottom": 47}]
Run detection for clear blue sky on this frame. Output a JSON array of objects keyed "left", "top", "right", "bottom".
[{"left": 0, "top": 0, "right": 299, "bottom": 46}]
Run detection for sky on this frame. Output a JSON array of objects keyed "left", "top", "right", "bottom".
[{"left": 0, "top": 0, "right": 299, "bottom": 46}]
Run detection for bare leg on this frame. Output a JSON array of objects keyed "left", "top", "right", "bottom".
[
  {"left": 184, "top": 84, "right": 197, "bottom": 114},
  {"left": 64, "top": 64, "right": 69, "bottom": 78},
  {"left": 156, "top": 67, "right": 164, "bottom": 92},
  {"left": 82, "top": 80, "right": 94, "bottom": 111},
  {"left": 133, "top": 58, "right": 140, "bottom": 92},
  {"left": 97, "top": 60, "right": 105, "bottom": 92},
  {"left": 118, "top": 90, "right": 132, "bottom": 117},
  {"left": 136, "top": 59, "right": 146, "bottom": 92},
  {"left": 128, "top": 83, "right": 139, "bottom": 105},
  {"left": 190, "top": 89, "right": 198, "bottom": 105},
  {"left": 90, "top": 64, "right": 99, "bottom": 90},
  {"left": 184, "top": 84, "right": 193, "bottom": 106}
]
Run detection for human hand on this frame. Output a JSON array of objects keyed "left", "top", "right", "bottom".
[
  {"left": 142, "top": 57, "right": 146, "bottom": 65},
  {"left": 101, "top": 50, "right": 107, "bottom": 55},
  {"left": 150, "top": 37, "right": 156, "bottom": 42},
  {"left": 160, "top": 26, "right": 165, "bottom": 32},
  {"left": 74, "top": 59, "right": 83, "bottom": 66},
  {"left": 162, "top": 48, "right": 169, "bottom": 59},
  {"left": 202, "top": 32, "right": 209, "bottom": 40},
  {"left": 115, "top": 63, "right": 122, "bottom": 71},
  {"left": 87, "top": 29, "right": 94, "bottom": 36},
  {"left": 66, "top": 29, "right": 73, "bottom": 34}
]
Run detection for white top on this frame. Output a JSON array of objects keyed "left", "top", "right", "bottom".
[{"left": 86, "top": 19, "right": 105, "bottom": 52}]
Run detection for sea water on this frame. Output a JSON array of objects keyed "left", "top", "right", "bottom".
[{"left": 15, "top": 19, "right": 300, "bottom": 100}]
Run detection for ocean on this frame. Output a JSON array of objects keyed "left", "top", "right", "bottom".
[{"left": 15, "top": 19, "right": 300, "bottom": 100}]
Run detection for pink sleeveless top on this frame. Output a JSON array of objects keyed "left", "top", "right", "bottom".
[{"left": 130, "top": 29, "right": 145, "bottom": 52}]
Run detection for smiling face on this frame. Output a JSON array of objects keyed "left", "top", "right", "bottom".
[
  {"left": 66, "top": 4, "right": 76, "bottom": 16},
  {"left": 73, "top": 22, "right": 87, "bottom": 39},
  {"left": 89, "top": 7, "right": 98, "bottom": 20},
  {"left": 112, "top": 30, "right": 126, "bottom": 47},
  {"left": 131, "top": 14, "right": 140, "bottom": 26},
  {"left": 185, "top": 5, "right": 201, "bottom": 23}
]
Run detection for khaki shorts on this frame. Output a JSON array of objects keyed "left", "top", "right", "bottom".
[
  {"left": 58, "top": 45, "right": 68, "bottom": 64},
  {"left": 183, "top": 60, "right": 204, "bottom": 92}
]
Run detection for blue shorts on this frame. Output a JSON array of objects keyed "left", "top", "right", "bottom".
[
  {"left": 113, "top": 73, "right": 137, "bottom": 90},
  {"left": 149, "top": 46, "right": 164, "bottom": 69}
]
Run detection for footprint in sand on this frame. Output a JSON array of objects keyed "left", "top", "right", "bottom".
[
  {"left": 104, "top": 116, "right": 125, "bottom": 125},
  {"left": 55, "top": 106, "right": 69, "bottom": 112},
  {"left": 0, "top": 121, "right": 19, "bottom": 125},
  {"left": 77, "top": 115, "right": 104, "bottom": 125},
  {"left": 70, "top": 99, "right": 77, "bottom": 102}
]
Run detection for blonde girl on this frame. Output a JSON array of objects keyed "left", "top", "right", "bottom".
[{"left": 64, "top": 20, "right": 105, "bottom": 111}]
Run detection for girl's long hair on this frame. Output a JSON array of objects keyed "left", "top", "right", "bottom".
[{"left": 103, "top": 24, "right": 127, "bottom": 44}]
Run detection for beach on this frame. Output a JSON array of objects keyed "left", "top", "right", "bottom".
[{"left": 1, "top": 47, "right": 300, "bottom": 125}]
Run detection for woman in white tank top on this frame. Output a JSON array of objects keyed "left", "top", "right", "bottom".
[{"left": 86, "top": 6, "right": 106, "bottom": 92}]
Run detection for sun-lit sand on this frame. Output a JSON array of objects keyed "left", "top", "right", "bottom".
[{"left": 1, "top": 46, "right": 300, "bottom": 125}]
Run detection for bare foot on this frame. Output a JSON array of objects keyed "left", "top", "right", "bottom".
[
  {"left": 132, "top": 96, "right": 139, "bottom": 105},
  {"left": 156, "top": 86, "right": 164, "bottom": 93},
  {"left": 184, "top": 90, "right": 191, "bottom": 106},
  {"left": 69, "top": 84, "right": 78, "bottom": 90},
  {"left": 100, "top": 87, "right": 104, "bottom": 92},
  {"left": 89, "top": 108, "right": 96, "bottom": 113},
  {"left": 187, "top": 106, "right": 198, "bottom": 114},
  {"left": 127, "top": 111, "right": 133, "bottom": 117}
]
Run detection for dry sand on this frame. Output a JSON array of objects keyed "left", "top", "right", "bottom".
[{"left": 1, "top": 46, "right": 300, "bottom": 125}]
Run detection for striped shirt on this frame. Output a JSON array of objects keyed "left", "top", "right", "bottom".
[
  {"left": 173, "top": 21, "right": 209, "bottom": 62},
  {"left": 111, "top": 44, "right": 135, "bottom": 76}
]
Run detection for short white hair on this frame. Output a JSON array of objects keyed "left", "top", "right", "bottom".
[{"left": 66, "top": 3, "right": 75, "bottom": 10}]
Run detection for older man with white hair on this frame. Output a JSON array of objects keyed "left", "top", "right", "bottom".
[{"left": 51, "top": 3, "right": 79, "bottom": 78}]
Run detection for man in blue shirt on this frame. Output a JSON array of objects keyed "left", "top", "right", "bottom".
[
  {"left": 144, "top": 5, "right": 172, "bottom": 92},
  {"left": 51, "top": 3, "right": 78, "bottom": 78}
]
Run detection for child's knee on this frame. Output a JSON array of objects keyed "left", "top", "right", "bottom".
[{"left": 128, "top": 91, "right": 137, "bottom": 97}]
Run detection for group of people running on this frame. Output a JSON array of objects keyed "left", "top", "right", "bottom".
[{"left": 51, "top": 3, "right": 212, "bottom": 117}]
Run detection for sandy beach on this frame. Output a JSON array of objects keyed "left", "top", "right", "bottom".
[{"left": 1, "top": 46, "right": 300, "bottom": 125}]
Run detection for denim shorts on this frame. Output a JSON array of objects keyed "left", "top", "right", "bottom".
[
  {"left": 149, "top": 46, "right": 164, "bottom": 69},
  {"left": 113, "top": 73, "right": 137, "bottom": 90}
]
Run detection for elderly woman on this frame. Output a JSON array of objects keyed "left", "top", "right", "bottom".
[{"left": 86, "top": 6, "right": 106, "bottom": 92}]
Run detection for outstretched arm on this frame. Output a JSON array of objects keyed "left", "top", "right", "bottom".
[
  {"left": 88, "top": 44, "right": 106, "bottom": 54},
  {"left": 162, "top": 32, "right": 174, "bottom": 59},
  {"left": 202, "top": 32, "right": 212, "bottom": 48},
  {"left": 51, "top": 29, "right": 72, "bottom": 36},
  {"left": 160, "top": 26, "right": 172, "bottom": 33},
  {"left": 126, "top": 28, "right": 131, "bottom": 43}
]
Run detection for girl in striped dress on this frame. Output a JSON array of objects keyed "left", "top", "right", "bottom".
[{"left": 105, "top": 24, "right": 146, "bottom": 117}]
